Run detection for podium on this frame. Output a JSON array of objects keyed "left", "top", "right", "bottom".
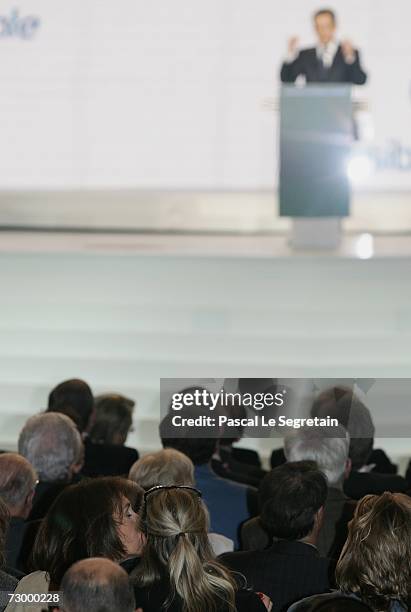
[{"left": 279, "top": 85, "right": 353, "bottom": 249}]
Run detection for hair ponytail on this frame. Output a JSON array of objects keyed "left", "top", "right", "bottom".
[
  {"left": 167, "top": 533, "right": 235, "bottom": 612},
  {"left": 134, "top": 489, "right": 236, "bottom": 612}
]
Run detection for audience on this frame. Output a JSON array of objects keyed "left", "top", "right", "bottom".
[
  {"left": 0, "top": 454, "right": 37, "bottom": 571},
  {"left": 220, "top": 462, "right": 331, "bottom": 612},
  {"left": 0, "top": 378, "right": 408, "bottom": 612},
  {"left": 271, "top": 387, "right": 408, "bottom": 499},
  {"left": 131, "top": 485, "right": 271, "bottom": 612},
  {"left": 160, "top": 404, "right": 255, "bottom": 548},
  {"left": 129, "top": 448, "right": 234, "bottom": 555},
  {"left": 83, "top": 392, "right": 138, "bottom": 477},
  {"left": 288, "top": 492, "right": 411, "bottom": 612},
  {"left": 59, "top": 558, "right": 138, "bottom": 612},
  {"left": 0, "top": 498, "right": 18, "bottom": 612},
  {"left": 5, "top": 477, "right": 144, "bottom": 612},
  {"left": 18, "top": 413, "right": 83, "bottom": 521},
  {"left": 242, "top": 426, "right": 355, "bottom": 558}
]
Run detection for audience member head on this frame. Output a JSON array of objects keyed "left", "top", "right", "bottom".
[
  {"left": 129, "top": 449, "right": 194, "bottom": 491},
  {"left": 31, "top": 477, "right": 144, "bottom": 589},
  {"left": 311, "top": 387, "right": 375, "bottom": 471},
  {"left": 18, "top": 413, "right": 83, "bottom": 483},
  {"left": 0, "top": 453, "right": 38, "bottom": 519},
  {"left": 336, "top": 492, "right": 411, "bottom": 612},
  {"left": 308, "top": 597, "right": 372, "bottom": 612},
  {"left": 47, "top": 378, "right": 94, "bottom": 433},
  {"left": 160, "top": 389, "right": 218, "bottom": 465},
  {"left": 135, "top": 486, "right": 236, "bottom": 612},
  {"left": 218, "top": 399, "right": 247, "bottom": 447},
  {"left": 60, "top": 558, "right": 136, "bottom": 612},
  {"left": 284, "top": 425, "right": 351, "bottom": 488},
  {"left": 313, "top": 9, "right": 337, "bottom": 45},
  {"left": 0, "top": 497, "right": 9, "bottom": 570},
  {"left": 259, "top": 461, "right": 327, "bottom": 544},
  {"left": 89, "top": 393, "right": 135, "bottom": 446}
]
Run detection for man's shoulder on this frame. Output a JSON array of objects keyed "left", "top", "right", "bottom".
[
  {"left": 219, "top": 548, "right": 268, "bottom": 570},
  {"left": 220, "top": 542, "right": 329, "bottom": 572}
]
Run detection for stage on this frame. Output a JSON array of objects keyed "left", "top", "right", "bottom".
[{"left": 0, "top": 190, "right": 410, "bottom": 234}]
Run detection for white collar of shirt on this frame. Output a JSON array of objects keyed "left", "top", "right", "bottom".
[{"left": 316, "top": 39, "right": 338, "bottom": 67}]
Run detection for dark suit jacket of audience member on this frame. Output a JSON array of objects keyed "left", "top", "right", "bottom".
[
  {"left": 28, "top": 481, "right": 71, "bottom": 521},
  {"left": 194, "top": 464, "right": 255, "bottom": 549},
  {"left": 220, "top": 540, "right": 332, "bottom": 612},
  {"left": 0, "top": 570, "right": 18, "bottom": 611},
  {"left": 82, "top": 437, "right": 139, "bottom": 477},
  {"left": 406, "top": 460, "right": 411, "bottom": 488},
  {"left": 240, "top": 488, "right": 355, "bottom": 560},
  {"left": 6, "top": 518, "right": 42, "bottom": 574},
  {"left": 343, "top": 470, "right": 408, "bottom": 501},
  {"left": 280, "top": 46, "right": 367, "bottom": 85},
  {"left": 133, "top": 580, "right": 266, "bottom": 612},
  {"left": 212, "top": 446, "right": 266, "bottom": 488},
  {"left": 5, "top": 517, "right": 30, "bottom": 572},
  {"left": 231, "top": 447, "right": 262, "bottom": 468}
]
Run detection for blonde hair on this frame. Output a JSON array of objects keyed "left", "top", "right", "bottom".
[
  {"left": 128, "top": 449, "right": 194, "bottom": 490},
  {"left": 336, "top": 492, "right": 411, "bottom": 611},
  {"left": 133, "top": 488, "right": 236, "bottom": 612}
]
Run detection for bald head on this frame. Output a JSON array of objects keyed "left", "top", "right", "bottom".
[
  {"left": 0, "top": 453, "right": 37, "bottom": 518},
  {"left": 60, "top": 558, "right": 136, "bottom": 612}
]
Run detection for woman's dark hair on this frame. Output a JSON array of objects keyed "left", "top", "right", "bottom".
[
  {"left": 0, "top": 497, "right": 10, "bottom": 569},
  {"left": 47, "top": 379, "right": 94, "bottom": 433},
  {"left": 336, "top": 492, "right": 411, "bottom": 612},
  {"left": 31, "top": 477, "right": 143, "bottom": 588},
  {"left": 89, "top": 394, "right": 134, "bottom": 445},
  {"left": 260, "top": 461, "right": 327, "bottom": 541}
]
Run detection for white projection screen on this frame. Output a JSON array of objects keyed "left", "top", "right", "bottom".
[{"left": 0, "top": 0, "right": 410, "bottom": 193}]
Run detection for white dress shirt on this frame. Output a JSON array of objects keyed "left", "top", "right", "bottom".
[
  {"left": 316, "top": 39, "right": 338, "bottom": 68},
  {"left": 285, "top": 39, "right": 355, "bottom": 66}
]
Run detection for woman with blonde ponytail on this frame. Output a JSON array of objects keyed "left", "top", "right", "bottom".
[{"left": 131, "top": 486, "right": 271, "bottom": 612}]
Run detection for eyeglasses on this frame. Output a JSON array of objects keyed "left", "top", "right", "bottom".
[{"left": 142, "top": 485, "right": 202, "bottom": 519}]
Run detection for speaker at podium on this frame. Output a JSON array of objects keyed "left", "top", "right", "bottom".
[{"left": 279, "top": 84, "right": 354, "bottom": 249}]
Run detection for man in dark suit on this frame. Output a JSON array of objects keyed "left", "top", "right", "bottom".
[
  {"left": 242, "top": 425, "right": 355, "bottom": 560},
  {"left": 280, "top": 9, "right": 367, "bottom": 85},
  {"left": 220, "top": 462, "right": 332, "bottom": 612}
]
